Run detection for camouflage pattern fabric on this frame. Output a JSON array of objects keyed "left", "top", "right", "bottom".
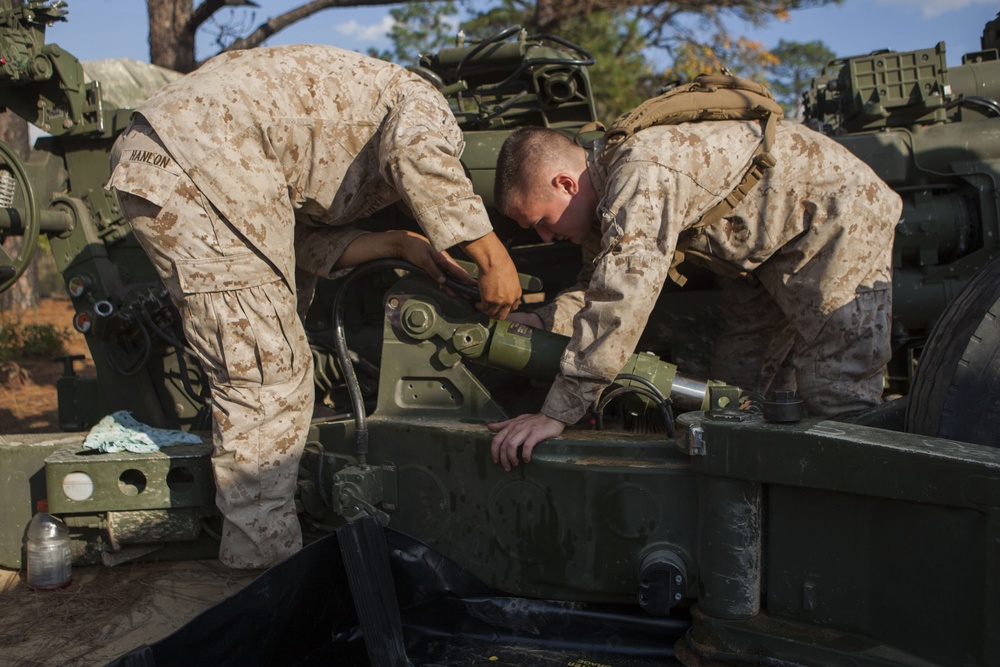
[
  {"left": 531, "top": 224, "right": 602, "bottom": 336},
  {"left": 538, "top": 120, "right": 901, "bottom": 424},
  {"left": 108, "top": 44, "right": 493, "bottom": 291},
  {"left": 106, "top": 45, "right": 495, "bottom": 568},
  {"left": 115, "top": 179, "right": 312, "bottom": 570}
]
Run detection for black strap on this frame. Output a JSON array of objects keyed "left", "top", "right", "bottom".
[{"left": 339, "top": 516, "right": 413, "bottom": 667}]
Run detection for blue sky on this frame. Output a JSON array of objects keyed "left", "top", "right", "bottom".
[{"left": 47, "top": 0, "right": 997, "bottom": 70}]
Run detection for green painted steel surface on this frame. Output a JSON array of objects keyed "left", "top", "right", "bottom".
[{"left": 1, "top": 4, "right": 1000, "bottom": 663}]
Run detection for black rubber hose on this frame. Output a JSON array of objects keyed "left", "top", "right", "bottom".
[
  {"left": 102, "top": 313, "right": 151, "bottom": 377},
  {"left": 332, "top": 259, "right": 424, "bottom": 461},
  {"left": 140, "top": 310, "right": 207, "bottom": 408},
  {"left": 612, "top": 372, "right": 675, "bottom": 437},
  {"left": 614, "top": 372, "right": 667, "bottom": 400},
  {"left": 595, "top": 384, "right": 664, "bottom": 431},
  {"left": 455, "top": 25, "right": 523, "bottom": 82}
]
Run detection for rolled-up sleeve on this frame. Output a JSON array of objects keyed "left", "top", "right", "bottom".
[
  {"left": 294, "top": 224, "right": 370, "bottom": 278},
  {"left": 379, "top": 82, "right": 494, "bottom": 251}
]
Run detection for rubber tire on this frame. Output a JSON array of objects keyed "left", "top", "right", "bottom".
[{"left": 904, "top": 253, "right": 1000, "bottom": 447}]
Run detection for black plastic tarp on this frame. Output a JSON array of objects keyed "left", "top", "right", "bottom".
[{"left": 107, "top": 520, "right": 688, "bottom": 666}]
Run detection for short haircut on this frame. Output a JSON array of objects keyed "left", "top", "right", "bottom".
[{"left": 494, "top": 126, "right": 577, "bottom": 216}]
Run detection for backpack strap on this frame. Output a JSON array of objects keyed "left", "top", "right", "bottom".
[
  {"left": 600, "top": 74, "right": 783, "bottom": 163},
  {"left": 597, "top": 72, "right": 784, "bottom": 285}
]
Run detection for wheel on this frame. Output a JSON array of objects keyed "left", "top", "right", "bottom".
[
  {"left": 0, "top": 140, "right": 40, "bottom": 292},
  {"left": 904, "top": 253, "right": 1000, "bottom": 446}
]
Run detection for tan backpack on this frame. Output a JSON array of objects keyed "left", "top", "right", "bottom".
[{"left": 583, "top": 73, "right": 784, "bottom": 285}]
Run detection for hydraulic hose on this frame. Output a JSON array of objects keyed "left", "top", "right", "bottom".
[{"left": 332, "top": 259, "right": 422, "bottom": 462}]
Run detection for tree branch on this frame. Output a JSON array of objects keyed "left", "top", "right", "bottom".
[
  {"left": 221, "top": 0, "right": 424, "bottom": 54},
  {"left": 190, "top": 0, "right": 260, "bottom": 34}
]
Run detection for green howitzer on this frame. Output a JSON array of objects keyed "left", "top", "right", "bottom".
[
  {"left": 2, "top": 2, "right": 1000, "bottom": 665},
  {"left": 804, "top": 15, "right": 1000, "bottom": 389}
]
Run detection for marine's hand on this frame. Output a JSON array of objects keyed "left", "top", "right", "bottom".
[
  {"left": 335, "top": 230, "right": 466, "bottom": 286},
  {"left": 461, "top": 232, "right": 522, "bottom": 320},
  {"left": 488, "top": 413, "right": 565, "bottom": 472},
  {"left": 393, "top": 231, "right": 467, "bottom": 285},
  {"left": 475, "top": 258, "right": 522, "bottom": 320}
]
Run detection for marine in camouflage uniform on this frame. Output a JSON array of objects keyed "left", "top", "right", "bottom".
[
  {"left": 489, "top": 122, "right": 902, "bottom": 470},
  {"left": 106, "top": 45, "right": 520, "bottom": 567}
]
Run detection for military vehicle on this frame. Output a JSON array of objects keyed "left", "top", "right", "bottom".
[{"left": 2, "top": 1, "right": 1000, "bottom": 664}]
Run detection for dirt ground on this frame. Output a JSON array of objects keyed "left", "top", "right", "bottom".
[
  {"left": 0, "top": 562, "right": 257, "bottom": 666},
  {"left": 0, "top": 296, "right": 258, "bottom": 666},
  {"left": 0, "top": 295, "right": 94, "bottom": 434}
]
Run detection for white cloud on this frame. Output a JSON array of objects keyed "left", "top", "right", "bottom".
[
  {"left": 334, "top": 16, "right": 395, "bottom": 42},
  {"left": 878, "top": 0, "right": 995, "bottom": 19}
]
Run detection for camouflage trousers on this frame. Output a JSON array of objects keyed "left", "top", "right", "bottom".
[
  {"left": 710, "top": 262, "right": 892, "bottom": 418},
  {"left": 114, "top": 130, "right": 313, "bottom": 568}
]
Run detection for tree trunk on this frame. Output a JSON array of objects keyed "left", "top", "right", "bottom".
[
  {"left": 0, "top": 109, "right": 39, "bottom": 311},
  {"left": 534, "top": 0, "right": 560, "bottom": 34},
  {"left": 147, "top": 0, "right": 197, "bottom": 73}
]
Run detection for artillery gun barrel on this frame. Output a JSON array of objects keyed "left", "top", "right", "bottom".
[
  {"left": 0, "top": 206, "right": 73, "bottom": 234},
  {"left": 949, "top": 59, "right": 1000, "bottom": 105},
  {"left": 485, "top": 318, "right": 712, "bottom": 412}
]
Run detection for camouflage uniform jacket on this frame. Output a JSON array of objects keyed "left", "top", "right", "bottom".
[
  {"left": 107, "top": 44, "right": 494, "bottom": 289},
  {"left": 538, "top": 120, "right": 901, "bottom": 424}
]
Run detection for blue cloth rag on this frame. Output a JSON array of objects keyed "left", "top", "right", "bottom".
[{"left": 83, "top": 410, "right": 202, "bottom": 453}]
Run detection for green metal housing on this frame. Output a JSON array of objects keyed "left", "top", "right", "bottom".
[{"left": 1, "top": 2, "right": 1000, "bottom": 665}]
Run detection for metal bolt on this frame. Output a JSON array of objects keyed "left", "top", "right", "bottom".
[
  {"left": 387, "top": 297, "right": 399, "bottom": 310},
  {"left": 770, "top": 390, "right": 795, "bottom": 403},
  {"left": 406, "top": 309, "right": 427, "bottom": 328},
  {"left": 764, "top": 389, "right": 806, "bottom": 423}
]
